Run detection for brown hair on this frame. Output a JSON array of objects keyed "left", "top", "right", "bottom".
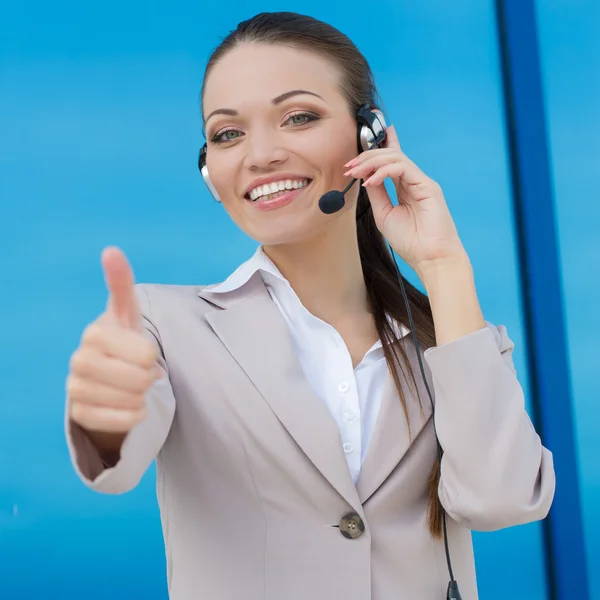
[{"left": 201, "top": 12, "right": 443, "bottom": 537}]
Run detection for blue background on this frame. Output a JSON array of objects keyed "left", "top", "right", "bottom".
[{"left": 0, "top": 1, "right": 597, "bottom": 598}]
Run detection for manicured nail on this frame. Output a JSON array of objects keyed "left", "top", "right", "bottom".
[
  {"left": 344, "top": 158, "right": 357, "bottom": 167},
  {"left": 343, "top": 169, "right": 354, "bottom": 176}
]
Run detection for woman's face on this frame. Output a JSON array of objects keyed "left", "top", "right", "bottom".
[{"left": 202, "top": 43, "right": 360, "bottom": 246}]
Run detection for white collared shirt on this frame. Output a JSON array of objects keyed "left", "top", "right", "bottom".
[{"left": 209, "top": 246, "right": 409, "bottom": 483}]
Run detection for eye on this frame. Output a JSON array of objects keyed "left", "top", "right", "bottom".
[
  {"left": 211, "top": 128, "right": 243, "bottom": 144},
  {"left": 285, "top": 112, "right": 319, "bottom": 127}
]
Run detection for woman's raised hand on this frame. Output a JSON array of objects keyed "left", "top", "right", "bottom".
[{"left": 67, "top": 247, "right": 161, "bottom": 437}]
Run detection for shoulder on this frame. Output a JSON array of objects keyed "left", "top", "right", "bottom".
[{"left": 134, "top": 282, "right": 219, "bottom": 319}]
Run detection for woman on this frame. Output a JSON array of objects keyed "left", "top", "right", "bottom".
[{"left": 65, "top": 12, "right": 555, "bottom": 600}]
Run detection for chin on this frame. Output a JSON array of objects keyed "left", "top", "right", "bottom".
[
  {"left": 246, "top": 217, "right": 319, "bottom": 248},
  {"left": 243, "top": 202, "right": 328, "bottom": 248}
]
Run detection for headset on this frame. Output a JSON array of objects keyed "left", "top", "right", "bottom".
[{"left": 198, "top": 105, "right": 462, "bottom": 600}]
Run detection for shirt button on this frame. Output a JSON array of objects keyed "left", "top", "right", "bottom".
[
  {"left": 343, "top": 443, "right": 354, "bottom": 454},
  {"left": 343, "top": 410, "right": 355, "bottom": 422},
  {"left": 339, "top": 513, "right": 365, "bottom": 539},
  {"left": 338, "top": 382, "right": 350, "bottom": 393}
]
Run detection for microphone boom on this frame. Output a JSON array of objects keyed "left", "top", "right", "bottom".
[{"left": 318, "top": 178, "right": 359, "bottom": 214}]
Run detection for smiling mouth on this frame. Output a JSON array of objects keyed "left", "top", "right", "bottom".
[{"left": 244, "top": 178, "right": 312, "bottom": 202}]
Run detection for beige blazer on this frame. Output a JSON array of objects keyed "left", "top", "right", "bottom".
[{"left": 66, "top": 273, "right": 555, "bottom": 600}]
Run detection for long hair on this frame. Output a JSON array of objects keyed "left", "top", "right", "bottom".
[{"left": 201, "top": 12, "right": 443, "bottom": 538}]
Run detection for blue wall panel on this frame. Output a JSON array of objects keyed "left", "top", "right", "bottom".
[
  {"left": 494, "top": 1, "right": 589, "bottom": 597},
  {"left": 536, "top": 0, "right": 600, "bottom": 597},
  {"left": 2, "top": 1, "right": 591, "bottom": 598}
]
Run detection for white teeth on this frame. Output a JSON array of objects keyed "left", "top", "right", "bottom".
[{"left": 249, "top": 178, "right": 309, "bottom": 201}]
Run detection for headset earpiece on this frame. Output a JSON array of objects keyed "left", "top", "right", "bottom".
[
  {"left": 357, "top": 104, "right": 387, "bottom": 152},
  {"left": 198, "top": 144, "right": 222, "bottom": 202}
]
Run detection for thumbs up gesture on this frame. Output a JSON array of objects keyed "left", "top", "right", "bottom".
[{"left": 67, "top": 248, "right": 161, "bottom": 440}]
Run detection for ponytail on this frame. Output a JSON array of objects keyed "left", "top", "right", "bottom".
[{"left": 356, "top": 188, "right": 443, "bottom": 538}]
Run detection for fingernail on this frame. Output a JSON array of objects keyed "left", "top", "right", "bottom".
[
  {"left": 344, "top": 158, "right": 356, "bottom": 167},
  {"left": 343, "top": 169, "right": 354, "bottom": 176}
]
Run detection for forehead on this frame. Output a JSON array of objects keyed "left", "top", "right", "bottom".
[{"left": 203, "top": 43, "right": 343, "bottom": 113}]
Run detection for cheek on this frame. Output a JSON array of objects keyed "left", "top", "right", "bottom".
[
  {"left": 321, "top": 128, "right": 358, "bottom": 174},
  {"left": 327, "top": 146, "right": 358, "bottom": 191},
  {"left": 206, "top": 159, "right": 242, "bottom": 207},
  {"left": 208, "top": 162, "right": 231, "bottom": 194}
]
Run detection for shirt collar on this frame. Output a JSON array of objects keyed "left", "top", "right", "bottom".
[
  {"left": 208, "top": 245, "right": 410, "bottom": 339},
  {"left": 207, "top": 245, "right": 286, "bottom": 295}
]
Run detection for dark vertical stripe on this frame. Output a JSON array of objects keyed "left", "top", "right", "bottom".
[{"left": 494, "top": 0, "right": 589, "bottom": 598}]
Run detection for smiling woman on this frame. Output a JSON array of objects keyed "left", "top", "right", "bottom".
[
  {"left": 64, "top": 11, "right": 555, "bottom": 600},
  {"left": 201, "top": 46, "right": 359, "bottom": 245}
]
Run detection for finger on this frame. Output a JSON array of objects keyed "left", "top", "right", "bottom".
[
  {"left": 344, "top": 147, "right": 396, "bottom": 169},
  {"left": 102, "top": 247, "right": 140, "bottom": 329},
  {"left": 363, "top": 162, "right": 434, "bottom": 192},
  {"left": 343, "top": 125, "right": 402, "bottom": 169},
  {"left": 81, "top": 322, "right": 158, "bottom": 369},
  {"left": 363, "top": 180, "right": 394, "bottom": 231},
  {"left": 66, "top": 374, "right": 148, "bottom": 410},
  {"left": 383, "top": 125, "right": 402, "bottom": 151},
  {"left": 69, "top": 402, "right": 146, "bottom": 433},
  {"left": 344, "top": 151, "right": 403, "bottom": 180},
  {"left": 69, "top": 348, "right": 159, "bottom": 394}
]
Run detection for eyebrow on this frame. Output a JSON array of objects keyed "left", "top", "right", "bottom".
[{"left": 203, "top": 89, "right": 325, "bottom": 125}]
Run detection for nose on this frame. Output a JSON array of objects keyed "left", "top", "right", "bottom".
[{"left": 242, "top": 130, "right": 289, "bottom": 171}]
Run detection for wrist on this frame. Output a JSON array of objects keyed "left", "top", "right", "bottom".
[
  {"left": 415, "top": 251, "right": 473, "bottom": 292},
  {"left": 417, "top": 252, "right": 486, "bottom": 346}
]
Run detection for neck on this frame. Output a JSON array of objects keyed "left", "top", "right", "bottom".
[{"left": 263, "top": 217, "right": 370, "bottom": 324}]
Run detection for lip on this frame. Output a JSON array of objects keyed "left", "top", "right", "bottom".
[
  {"left": 248, "top": 184, "right": 311, "bottom": 211},
  {"left": 243, "top": 173, "right": 313, "bottom": 198}
]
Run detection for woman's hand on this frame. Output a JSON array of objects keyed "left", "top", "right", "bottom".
[
  {"left": 344, "top": 125, "right": 468, "bottom": 280},
  {"left": 67, "top": 248, "right": 161, "bottom": 442}
]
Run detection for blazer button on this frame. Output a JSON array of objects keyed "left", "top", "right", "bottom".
[{"left": 339, "top": 513, "right": 365, "bottom": 539}]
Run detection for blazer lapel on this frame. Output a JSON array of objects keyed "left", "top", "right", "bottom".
[
  {"left": 356, "top": 341, "right": 433, "bottom": 504},
  {"left": 197, "top": 275, "right": 363, "bottom": 514}
]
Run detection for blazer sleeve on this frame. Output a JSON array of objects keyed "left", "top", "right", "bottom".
[
  {"left": 65, "top": 284, "right": 176, "bottom": 495},
  {"left": 423, "top": 322, "right": 556, "bottom": 532}
]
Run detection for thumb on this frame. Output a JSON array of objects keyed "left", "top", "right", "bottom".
[{"left": 102, "top": 247, "right": 140, "bottom": 329}]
